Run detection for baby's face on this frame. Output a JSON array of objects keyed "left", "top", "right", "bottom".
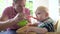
[{"left": 36, "top": 10, "right": 46, "bottom": 21}]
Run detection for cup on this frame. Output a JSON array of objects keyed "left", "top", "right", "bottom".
[{"left": 17, "top": 20, "right": 28, "bottom": 27}]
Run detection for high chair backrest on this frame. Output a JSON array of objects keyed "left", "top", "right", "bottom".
[
  {"left": 56, "top": 19, "right": 60, "bottom": 32},
  {"left": 54, "top": 21, "right": 58, "bottom": 32}
]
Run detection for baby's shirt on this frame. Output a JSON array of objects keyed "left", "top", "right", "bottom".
[{"left": 38, "top": 17, "right": 54, "bottom": 32}]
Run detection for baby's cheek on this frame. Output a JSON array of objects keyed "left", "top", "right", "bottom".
[{"left": 38, "top": 16, "right": 41, "bottom": 19}]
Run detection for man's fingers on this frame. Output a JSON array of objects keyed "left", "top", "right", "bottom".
[{"left": 25, "top": 29, "right": 29, "bottom": 34}]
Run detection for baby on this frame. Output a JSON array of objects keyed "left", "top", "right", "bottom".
[{"left": 26, "top": 6, "right": 54, "bottom": 34}]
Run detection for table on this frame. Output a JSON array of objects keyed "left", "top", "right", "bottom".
[{"left": 46, "top": 32, "right": 60, "bottom": 34}]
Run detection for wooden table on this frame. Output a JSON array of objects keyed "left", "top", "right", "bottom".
[
  {"left": 16, "top": 26, "right": 60, "bottom": 34},
  {"left": 46, "top": 32, "right": 60, "bottom": 34},
  {"left": 17, "top": 32, "right": 60, "bottom": 34},
  {"left": 16, "top": 26, "right": 37, "bottom": 34}
]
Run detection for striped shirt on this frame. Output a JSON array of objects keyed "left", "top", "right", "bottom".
[{"left": 38, "top": 17, "right": 55, "bottom": 32}]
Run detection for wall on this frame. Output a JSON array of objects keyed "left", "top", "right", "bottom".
[
  {"left": 33, "top": 0, "right": 59, "bottom": 22},
  {"left": 49, "top": 0, "right": 59, "bottom": 22}
]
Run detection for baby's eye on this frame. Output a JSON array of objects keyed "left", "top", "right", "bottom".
[{"left": 37, "top": 13, "right": 41, "bottom": 14}]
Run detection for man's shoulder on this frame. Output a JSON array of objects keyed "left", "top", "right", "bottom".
[
  {"left": 3, "top": 6, "right": 15, "bottom": 16},
  {"left": 5, "top": 6, "right": 13, "bottom": 10},
  {"left": 3, "top": 6, "right": 14, "bottom": 13}
]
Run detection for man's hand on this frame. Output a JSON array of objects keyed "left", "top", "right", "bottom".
[{"left": 9, "top": 13, "right": 24, "bottom": 23}]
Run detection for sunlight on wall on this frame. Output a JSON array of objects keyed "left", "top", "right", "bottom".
[{"left": 49, "top": 0, "right": 59, "bottom": 22}]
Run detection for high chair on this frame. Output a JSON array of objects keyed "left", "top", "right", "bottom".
[
  {"left": 54, "top": 21, "right": 58, "bottom": 32},
  {"left": 57, "top": 19, "right": 60, "bottom": 32}
]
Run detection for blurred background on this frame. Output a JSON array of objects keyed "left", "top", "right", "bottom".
[
  {"left": 0, "top": 0, "right": 60, "bottom": 32},
  {"left": 0, "top": 0, "right": 59, "bottom": 22}
]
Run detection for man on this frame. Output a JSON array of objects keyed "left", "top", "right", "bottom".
[{"left": 0, "top": 0, "right": 30, "bottom": 34}]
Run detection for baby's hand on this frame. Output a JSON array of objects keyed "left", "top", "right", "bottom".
[
  {"left": 26, "top": 23, "right": 38, "bottom": 27},
  {"left": 25, "top": 27, "right": 33, "bottom": 34},
  {"left": 26, "top": 23, "right": 32, "bottom": 26}
]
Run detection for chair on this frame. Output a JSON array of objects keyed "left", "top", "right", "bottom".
[
  {"left": 54, "top": 21, "right": 58, "bottom": 31},
  {"left": 57, "top": 19, "right": 60, "bottom": 32}
]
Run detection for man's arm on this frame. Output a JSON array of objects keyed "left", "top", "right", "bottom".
[
  {"left": 0, "top": 7, "right": 22, "bottom": 30},
  {"left": 0, "top": 13, "right": 24, "bottom": 30},
  {"left": 0, "top": 7, "right": 29, "bottom": 30}
]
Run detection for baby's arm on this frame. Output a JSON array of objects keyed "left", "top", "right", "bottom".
[{"left": 26, "top": 27, "right": 48, "bottom": 34}]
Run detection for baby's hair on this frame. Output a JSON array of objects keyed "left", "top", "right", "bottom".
[
  {"left": 35, "top": 6, "right": 49, "bottom": 17},
  {"left": 36, "top": 6, "right": 48, "bottom": 13}
]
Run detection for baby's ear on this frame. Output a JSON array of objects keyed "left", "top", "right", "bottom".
[{"left": 45, "top": 13, "right": 48, "bottom": 17}]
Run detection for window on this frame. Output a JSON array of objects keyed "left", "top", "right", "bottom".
[{"left": 26, "top": 0, "right": 33, "bottom": 15}]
